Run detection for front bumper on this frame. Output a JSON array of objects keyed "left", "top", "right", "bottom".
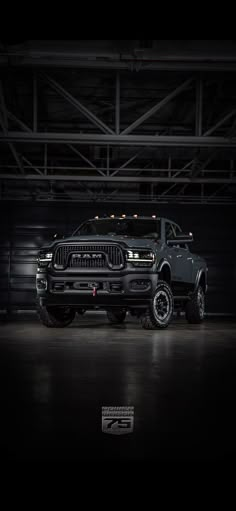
[{"left": 36, "top": 269, "right": 158, "bottom": 309}]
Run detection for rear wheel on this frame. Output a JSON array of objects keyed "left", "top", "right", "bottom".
[
  {"left": 140, "top": 280, "right": 173, "bottom": 330},
  {"left": 36, "top": 298, "right": 75, "bottom": 327},
  {"left": 107, "top": 309, "right": 127, "bottom": 324},
  {"left": 185, "top": 286, "right": 205, "bottom": 324}
]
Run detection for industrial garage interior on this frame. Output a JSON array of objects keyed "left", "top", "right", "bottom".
[{"left": 0, "top": 40, "right": 236, "bottom": 461}]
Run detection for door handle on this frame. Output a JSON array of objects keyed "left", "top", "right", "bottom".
[{"left": 176, "top": 254, "right": 183, "bottom": 258}]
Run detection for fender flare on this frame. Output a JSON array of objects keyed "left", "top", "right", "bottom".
[
  {"left": 194, "top": 268, "right": 207, "bottom": 293},
  {"left": 157, "top": 259, "right": 171, "bottom": 278}
]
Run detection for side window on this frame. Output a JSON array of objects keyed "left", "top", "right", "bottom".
[
  {"left": 165, "top": 222, "right": 175, "bottom": 242},
  {"left": 172, "top": 224, "right": 177, "bottom": 237},
  {"left": 165, "top": 223, "right": 187, "bottom": 249},
  {"left": 175, "top": 225, "right": 181, "bottom": 236},
  {"left": 174, "top": 224, "right": 188, "bottom": 249}
]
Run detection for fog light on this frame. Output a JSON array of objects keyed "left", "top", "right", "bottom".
[
  {"left": 36, "top": 278, "right": 47, "bottom": 290},
  {"left": 132, "top": 261, "right": 153, "bottom": 268},
  {"left": 130, "top": 280, "right": 151, "bottom": 291}
]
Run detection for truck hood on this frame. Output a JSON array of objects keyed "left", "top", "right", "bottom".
[{"left": 44, "top": 235, "right": 160, "bottom": 251}]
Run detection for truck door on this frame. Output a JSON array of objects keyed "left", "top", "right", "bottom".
[{"left": 165, "top": 222, "right": 193, "bottom": 284}]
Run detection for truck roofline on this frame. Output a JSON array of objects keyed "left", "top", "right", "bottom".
[{"left": 86, "top": 216, "right": 174, "bottom": 221}]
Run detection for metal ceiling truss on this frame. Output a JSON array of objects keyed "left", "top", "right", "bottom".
[
  {"left": 0, "top": 70, "right": 236, "bottom": 204},
  {"left": 0, "top": 81, "right": 25, "bottom": 175},
  {"left": 0, "top": 190, "right": 234, "bottom": 206},
  {"left": 2, "top": 132, "right": 236, "bottom": 148},
  {"left": 2, "top": 43, "right": 236, "bottom": 72}
]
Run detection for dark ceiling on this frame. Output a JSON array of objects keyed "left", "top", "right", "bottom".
[{"left": 0, "top": 40, "right": 236, "bottom": 204}]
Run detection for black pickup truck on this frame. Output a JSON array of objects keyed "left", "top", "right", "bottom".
[{"left": 36, "top": 215, "right": 207, "bottom": 329}]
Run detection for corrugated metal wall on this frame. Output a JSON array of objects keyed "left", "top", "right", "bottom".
[{"left": 0, "top": 201, "right": 235, "bottom": 314}]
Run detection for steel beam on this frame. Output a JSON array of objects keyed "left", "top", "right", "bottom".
[
  {"left": 167, "top": 109, "right": 235, "bottom": 182},
  {"left": 7, "top": 111, "right": 32, "bottom": 132},
  {"left": 33, "top": 74, "right": 37, "bottom": 132},
  {"left": 0, "top": 173, "right": 235, "bottom": 184},
  {"left": 161, "top": 182, "right": 179, "bottom": 197},
  {"left": 3, "top": 53, "right": 236, "bottom": 72},
  {"left": 1, "top": 197, "right": 234, "bottom": 205},
  {"left": 203, "top": 110, "right": 236, "bottom": 136},
  {"left": 21, "top": 156, "right": 43, "bottom": 176},
  {"left": 0, "top": 83, "right": 25, "bottom": 175},
  {"left": 107, "top": 145, "right": 110, "bottom": 176},
  {"left": 111, "top": 150, "right": 144, "bottom": 176},
  {"left": 67, "top": 144, "right": 105, "bottom": 176},
  {"left": 2, "top": 132, "right": 236, "bottom": 148},
  {"left": 178, "top": 152, "right": 218, "bottom": 195},
  {"left": 209, "top": 183, "right": 228, "bottom": 198},
  {"left": 166, "top": 110, "right": 236, "bottom": 196},
  {"left": 115, "top": 71, "right": 120, "bottom": 135},
  {"left": 179, "top": 114, "right": 236, "bottom": 194},
  {"left": 2, "top": 142, "right": 24, "bottom": 174},
  {"left": 195, "top": 79, "right": 203, "bottom": 136},
  {"left": 43, "top": 74, "right": 115, "bottom": 135},
  {"left": 161, "top": 159, "right": 195, "bottom": 196},
  {"left": 121, "top": 78, "right": 192, "bottom": 135},
  {"left": 0, "top": 81, "right": 8, "bottom": 127},
  {"left": 0, "top": 165, "right": 234, "bottom": 174},
  {"left": 161, "top": 111, "right": 236, "bottom": 199},
  {"left": 44, "top": 143, "right": 47, "bottom": 175},
  {"left": 68, "top": 144, "right": 97, "bottom": 169}
]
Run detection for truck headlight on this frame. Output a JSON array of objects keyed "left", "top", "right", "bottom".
[
  {"left": 126, "top": 250, "right": 155, "bottom": 266},
  {"left": 38, "top": 251, "right": 53, "bottom": 267}
]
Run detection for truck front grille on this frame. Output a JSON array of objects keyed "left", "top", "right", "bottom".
[{"left": 53, "top": 244, "right": 124, "bottom": 270}]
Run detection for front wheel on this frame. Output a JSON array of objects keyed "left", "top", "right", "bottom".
[
  {"left": 36, "top": 298, "right": 75, "bottom": 327},
  {"left": 140, "top": 280, "right": 173, "bottom": 330},
  {"left": 185, "top": 286, "right": 205, "bottom": 324}
]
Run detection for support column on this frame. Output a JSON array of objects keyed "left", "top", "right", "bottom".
[
  {"left": 44, "top": 143, "right": 47, "bottom": 175},
  {"left": 33, "top": 74, "right": 37, "bottom": 132},
  {"left": 195, "top": 78, "right": 203, "bottom": 136},
  {"left": 115, "top": 71, "right": 120, "bottom": 135}
]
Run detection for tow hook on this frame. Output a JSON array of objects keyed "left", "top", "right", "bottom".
[{"left": 88, "top": 282, "right": 99, "bottom": 296}]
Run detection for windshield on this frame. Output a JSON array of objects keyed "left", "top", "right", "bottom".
[{"left": 73, "top": 219, "right": 160, "bottom": 239}]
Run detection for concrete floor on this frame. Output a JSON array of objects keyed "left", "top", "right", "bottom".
[{"left": 0, "top": 312, "right": 236, "bottom": 461}]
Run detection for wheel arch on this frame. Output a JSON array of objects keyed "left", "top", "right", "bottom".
[
  {"left": 157, "top": 259, "right": 171, "bottom": 285},
  {"left": 194, "top": 268, "right": 207, "bottom": 293}
]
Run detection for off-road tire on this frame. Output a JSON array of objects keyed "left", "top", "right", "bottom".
[
  {"left": 107, "top": 309, "right": 127, "bottom": 324},
  {"left": 140, "top": 280, "right": 173, "bottom": 330},
  {"left": 36, "top": 298, "right": 75, "bottom": 327},
  {"left": 185, "top": 285, "right": 205, "bottom": 324}
]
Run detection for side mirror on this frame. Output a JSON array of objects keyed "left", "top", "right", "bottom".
[{"left": 167, "top": 232, "right": 193, "bottom": 245}]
